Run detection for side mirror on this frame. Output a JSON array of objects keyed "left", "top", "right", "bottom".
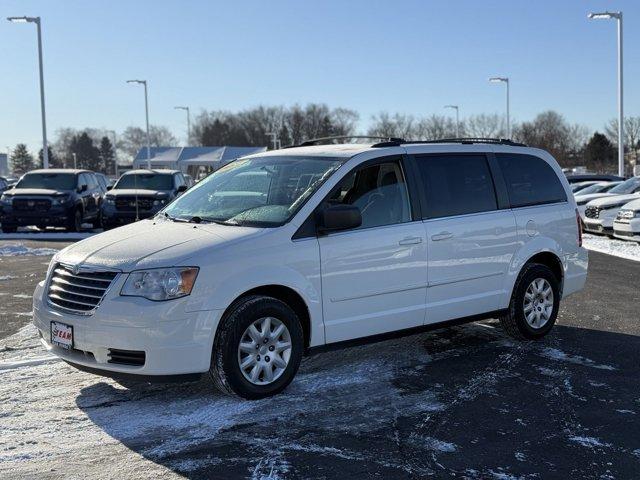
[
  {"left": 106, "top": 185, "right": 113, "bottom": 191},
  {"left": 177, "top": 185, "right": 188, "bottom": 193},
  {"left": 317, "top": 204, "right": 362, "bottom": 233},
  {"left": 78, "top": 184, "right": 87, "bottom": 193}
]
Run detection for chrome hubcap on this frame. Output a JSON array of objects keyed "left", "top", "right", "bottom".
[
  {"left": 523, "top": 278, "right": 554, "bottom": 329},
  {"left": 237, "top": 317, "right": 292, "bottom": 385}
]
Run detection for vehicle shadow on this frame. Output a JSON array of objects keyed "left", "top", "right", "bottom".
[{"left": 76, "top": 321, "right": 640, "bottom": 479}]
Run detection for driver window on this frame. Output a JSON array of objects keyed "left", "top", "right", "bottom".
[
  {"left": 327, "top": 160, "right": 411, "bottom": 229},
  {"left": 78, "top": 174, "right": 88, "bottom": 189}
]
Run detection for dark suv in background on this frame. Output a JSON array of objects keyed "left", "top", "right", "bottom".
[
  {"left": 101, "top": 169, "right": 188, "bottom": 229},
  {"left": 0, "top": 169, "right": 105, "bottom": 233}
]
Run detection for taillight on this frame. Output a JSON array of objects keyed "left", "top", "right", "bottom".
[{"left": 576, "top": 208, "right": 583, "bottom": 247}]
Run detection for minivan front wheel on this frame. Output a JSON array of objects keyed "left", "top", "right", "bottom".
[
  {"left": 209, "top": 295, "right": 303, "bottom": 399},
  {"left": 500, "top": 263, "right": 560, "bottom": 340}
]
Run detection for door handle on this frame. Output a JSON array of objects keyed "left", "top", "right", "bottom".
[
  {"left": 398, "top": 236, "right": 423, "bottom": 245},
  {"left": 431, "top": 231, "right": 453, "bottom": 241}
]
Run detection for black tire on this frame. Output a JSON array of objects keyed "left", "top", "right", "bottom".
[
  {"left": 209, "top": 295, "right": 304, "bottom": 400},
  {"left": 91, "top": 212, "right": 103, "bottom": 230},
  {"left": 67, "top": 209, "right": 82, "bottom": 232},
  {"left": 499, "top": 263, "right": 561, "bottom": 340},
  {"left": 1, "top": 224, "right": 17, "bottom": 233}
]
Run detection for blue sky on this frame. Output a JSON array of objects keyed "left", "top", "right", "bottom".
[{"left": 1, "top": 0, "right": 638, "bottom": 152}]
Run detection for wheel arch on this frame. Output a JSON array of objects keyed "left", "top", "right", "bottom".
[
  {"left": 519, "top": 251, "right": 564, "bottom": 297},
  {"left": 223, "top": 285, "right": 312, "bottom": 351}
]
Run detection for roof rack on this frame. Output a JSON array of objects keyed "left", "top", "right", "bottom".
[
  {"left": 290, "top": 135, "right": 406, "bottom": 148},
  {"left": 371, "top": 137, "right": 527, "bottom": 148}
]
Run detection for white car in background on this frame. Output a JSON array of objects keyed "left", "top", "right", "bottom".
[
  {"left": 613, "top": 198, "right": 640, "bottom": 242},
  {"left": 578, "top": 177, "right": 640, "bottom": 221},
  {"left": 574, "top": 181, "right": 622, "bottom": 218},
  {"left": 584, "top": 194, "right": 640, "bottom": 235}
]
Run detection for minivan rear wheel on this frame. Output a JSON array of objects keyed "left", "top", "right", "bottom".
[
  {"left": 209, "top": 295, "right": 303, "bottom": 399},
  {"left": 500, "top": 263, "right": 560, "bottom": 340}
]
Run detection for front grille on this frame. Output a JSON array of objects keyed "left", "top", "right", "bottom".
[
  {"left": 585, "top": 206, "right": 601, "bottom": 219},
  {"left": 13, "top": 198, "right": 51, "bottom": 212},
  {"left": 108, "top": 349, "right": 146, "bottom": 366},
  {"left": 47, "top": 264, "right": 118, "bottom": 314},
  {"left": 115, "top": 196, "right": 155, "bottom": 211}
]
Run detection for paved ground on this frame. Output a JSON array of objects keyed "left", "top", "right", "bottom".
[{"left": 0, "top": 241, "right": 639, "bottom": 479}]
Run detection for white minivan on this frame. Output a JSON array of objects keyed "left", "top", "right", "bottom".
[{"left": 33, "top": 138, "right": 588, "bottom": 399}]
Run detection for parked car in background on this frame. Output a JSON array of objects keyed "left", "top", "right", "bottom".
[
  {"left": 101, "top": 169, "right": 188, "bottom": 230},
  {"left": 583, "top": 176, "right": 640, "bottom": 235},
  {"left": 34, "top": 139, "right": 587, "bottom": 399},
  {"left": 0, "top": 169, "right": 104, "bottom": 232},
  {"left": 566, "top": 173, "right": 625, "bottom": 184},
  {"left": 571, "top": 181, "right": 601, "bottom": 194},
  {"left": 613, "top": 198, "right": 640, "bottom": 243},
  {"left": 574, "top": 181, "right": 621, "bottom": 197},
  {"left": 576, "top": 177, "right": 640, "bottom": 220},
  {"left": 95, "top": 173, "right": 109, "bottom": 193},
  {"left": 0, "top": 177, "right": 10, "bottom": 194}
]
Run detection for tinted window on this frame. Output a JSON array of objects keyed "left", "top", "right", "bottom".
[
  {"left": 95, "top": 174, "right": 107, "bottom": 190},
  {"left": 85, "top": 173, "right": 98, "bottom": 189},
  {"left": 416, "top": 155, "right": 497, "bottom": 218},
  {"left": 16, "top": 173, "right": 77, "bottom": 191},
  {"left": 326, "top": 161, "right": 412, "bottom": 229},
  {"left": 609, "top": 176, "right": 640, "bottom": 194},
  {"left": 497, "top": 153, "right": 567, "bottom": 207}
]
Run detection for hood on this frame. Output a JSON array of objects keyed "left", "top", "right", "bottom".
[
  {"left": 588, "top": 193, "right": 640, "bottom": 208},
  {"left": 618, "top": 198, "right": 640, "bottom": 211},
  {"left": 107, "top": 189, "right": 168, "bottom": 197},
  {"left": 575, "top": 193, "right": 614, "bottom": 205},
  {"left": 4, "top": 188, "right": 69, "bottom": 196},
  {"left": 55, "top": 218, "right": 263, "bottom": 271}
]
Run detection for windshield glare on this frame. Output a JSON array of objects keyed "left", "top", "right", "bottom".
[
  {"left": 575, "top": 183, "right": 606, "bottom": 195},
  {"left": 16, "top": 173, "right": 77, "bottom": 191},
  {"left": 163, "top": 155, "right": 344, "bottom": 226},
  {"left": 609, "top": 177, "right": 640, "bottom": 194},
  {"left": 115, "top": 173, "right": 174, "bottom": 191}
]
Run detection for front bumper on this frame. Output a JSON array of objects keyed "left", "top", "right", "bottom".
[
  {"left": 613, "top": 218, "right": 640, "bottom": 242},
  {"left": 583, "top": 216, "right": 614, "bottom": 234},
  {"left": 32, "top": 280, "right": 222, "bottom": 377},
  {"left": 101, "top": 205, "right": 160, "bottom": 226},
  {"left": 1, "top": 205, "right": 73, "bottom": 226}
]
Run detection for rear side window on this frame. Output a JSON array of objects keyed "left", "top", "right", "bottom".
[
  {"left": 496, "top": 153, "right": 567, "bottom": 208},
  {"left": 415, "top": 154, "right": 498, "bottom": 218}
]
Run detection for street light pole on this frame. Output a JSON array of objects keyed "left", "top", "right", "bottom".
[
  {"left": 8, "top": 16, "right": 49, "bottom": 168},
  {"left": 174, "top": 106, "right": 191, "bottom": 146},
  {"left": 589, "top": 11, "right": 624, "bottom": 177},
  {"left": 107, "top": 130, "right": 117, "bottom": 176},
  {"left": 489, "top": 77, "right": 510, "bottom": 138},
  {"left": 127, "top": 79, "right": 151, "bottom": 169},
  {"left": 444, "top": 105, "right": 460, "bottom": 137},
  {"left": 266, "top": 132, "right": 279, "bottom": 150}
]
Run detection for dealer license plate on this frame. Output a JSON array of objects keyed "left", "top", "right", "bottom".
[{"left": 51, "top": 321, "right": 73, "bottom": 350}]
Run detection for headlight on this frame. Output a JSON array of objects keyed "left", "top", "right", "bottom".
[
  {"left": 120, "top": 267, "right": 198, "bottom": 301},
  {"left": 104, "top": 196, "right": 115, "bottom": 205},
  {"left": 153, "top": 198, "right": 167, "bottom": 207},
  {"left": 51, "top": 195, "right": 70, "bottom": 206},
  {"left": 0, "top": 194, "right": 12, "bottom": 205}
]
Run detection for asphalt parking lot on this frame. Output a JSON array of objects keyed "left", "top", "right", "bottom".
[{"left": 0, "top": 241, "right": 639, "bottom": 479}]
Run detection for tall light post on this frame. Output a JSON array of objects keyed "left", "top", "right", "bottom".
[
  {"left": 107, "top": 130, "right": 117, "bottom": 176},
  {"left": 174, "top": 106, "right": 191, "bottom": 146},
  {"left": 489, "top": 77, "right": 510, "bottom": 138},
  {"left": 8, "top": 16, "right": 49, "bottom": 169},
  {"left": 589, "top": 11, "right": 624, "bottom": 177},
  {"left": 444, "top": 105, "right": 460, "bottom": 137},
  {"left": 127, "top": 79, "right": 151, "bottom": 169}
]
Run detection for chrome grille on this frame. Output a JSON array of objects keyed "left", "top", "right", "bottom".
[
  {"left": 47, "top": 264, "right": 118, "bottom": 314},
  {"left": 585, "top": 206, "right": 600, "bottom": 219}
]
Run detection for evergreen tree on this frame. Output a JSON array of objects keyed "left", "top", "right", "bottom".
[
  {"left": 584, "top": 132, "right": 616, "bottom": 173},
  {"left": 70, "top": 132, "right": 101, "bottom": 172},
  {"left": 99, "top": 136, "right": 116, "bottom": 175},
  {"left": 38, "top": 147, "right": 63, "bottom": 168},
  {"left": 11, "top": 144, "right": 35, "bottom": 174}
]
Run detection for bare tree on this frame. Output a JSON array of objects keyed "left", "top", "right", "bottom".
[
  {"left": 465, "top": 114, "right": 506, "bottom": 138},
  {"left": 367, "top": 112, "right": 417, "bottom": 139},
  {"left": 118, "top": 125, "right": 177, "bottom": 161},
  {"left": 414, "top": 115, "right": 458, "bottom": 140}
]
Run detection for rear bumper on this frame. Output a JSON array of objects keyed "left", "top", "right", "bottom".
[{"left": 562, "top": 248, "right": 588, "bottom": 299}]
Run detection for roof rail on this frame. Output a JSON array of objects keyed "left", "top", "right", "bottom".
[
  {"left": 290, "top": 135, "right": 406, "bottom": 148},
  {"left": 399, "top": 138, "right": 527, "bottom": 147}
]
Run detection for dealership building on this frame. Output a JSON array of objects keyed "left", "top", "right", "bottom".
[{"left": 130, "top": 146, "right": 267, "bottom": 179}]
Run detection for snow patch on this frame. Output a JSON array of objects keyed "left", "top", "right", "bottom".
[
  {"left": 13, "top": 294, "right": 32, "bottom": 299},
  {"left": 583, "top": 234, "right": 640, "bottom": 262},
  {"left": 0, "top": 243, "right": 59, "bottom": 257},
  {"left": 540, "top": 348, "right": 616, "bottom": 371},
  {"left": 568, "top": 436, "right": 612, "bottom": 448},
  {"left": 409, "top": 434, "right": 457, "bottom": 452},
  {"left": 0, "top": 275, "right": 16, "bottom": 281}
]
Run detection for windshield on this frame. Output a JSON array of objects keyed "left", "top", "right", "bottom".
[
  {"left": 609, "top": 177, "right": 640, "bottom": 195},
  {"left": 15, "top": 173, "right": 77, "bottom": 190},
  {"left": 163, "top": 155, "right": 344, "bottom": 226},
  {"left": 115, "top": 173, "right": 174, "bottom": 190},
  {"left": 575, "top": 183, "right": 606, "bottom": 195}
]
